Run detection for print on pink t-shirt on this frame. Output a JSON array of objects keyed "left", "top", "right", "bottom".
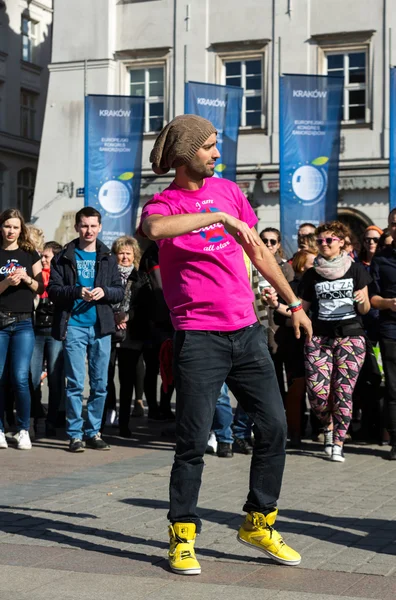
[{"left": 140, "top": 177, "right": 258, "bottom": 331}]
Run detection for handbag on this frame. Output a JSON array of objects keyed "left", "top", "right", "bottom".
[
  {"left": 111, "top": 279, "right": 133, "bottom": 344},
  {"left": 0, "top": 311, "right": 16, "bottom": 330}
]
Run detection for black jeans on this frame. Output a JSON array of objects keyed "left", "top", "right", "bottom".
[
  {"left": 169, "top": 322, "right": 287, "bottom": 533},
  {"left": 379, "top": 338, "right": 396, "bottom": 440}
]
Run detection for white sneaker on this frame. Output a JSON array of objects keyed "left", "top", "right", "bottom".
[
  {"left": 14, "top": 430, "right": 32, "bottom": 450},
  {"left": 205, "top": 431, "right": 218, "bottom": 454},
  {"left": 331, "top": 444, "right": 345, "bottom": 463},
  {"left": 105, "top": 409, "right": 117, "bottom": 426},
  {"left": 0, "top": 431, "right": 8, "bottom": 449},
  {"left": 323, "top": 429, "right": 333, "bottom": 456}
]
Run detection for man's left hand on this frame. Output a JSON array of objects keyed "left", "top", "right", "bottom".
[
  {"left": 90, "top": 287, "right": 105, "bottom": 301},
  {"left": 291, "top": 309, "right": 312, "bottom": 342}
]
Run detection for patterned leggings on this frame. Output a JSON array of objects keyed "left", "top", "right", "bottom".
[{"left": 304, "top": 336, "right": 366, "bottom": 444}]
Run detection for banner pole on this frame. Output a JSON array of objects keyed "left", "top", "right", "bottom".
[{"left": 84, "top": 59, "right": 87, "bottom": 97}]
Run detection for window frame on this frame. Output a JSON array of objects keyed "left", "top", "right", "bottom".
[
  {"left": 20, "top": 89, "right": 37, "bottom": 139},
  {"left": 17, "top": 168, "right": 36, "bottom": 221},
  {"left": 320, "top": 43, "right": 371, "bottom": 126},
  {"left": 21, "top": 16, "right": 38, "bottom": 64},
  {"left": 128, "top": 62, "right": 167, "bottom": 134},
  {"left": 217, "top": 48, "right": 267, "bottom": 131}
]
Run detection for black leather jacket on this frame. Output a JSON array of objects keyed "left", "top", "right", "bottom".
[{"left": 35, "top": 298, "right": 55, "bottom": 329}]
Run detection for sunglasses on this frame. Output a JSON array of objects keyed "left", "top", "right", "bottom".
[
  {"left": 364, "top": 237, "right": 379, "bottom": 244},
  {"left": 262, "top": 238, "right": 278, "bottom": 246},
  {"left": 316, "top": 237, "right": 340, "bottom": 246}
]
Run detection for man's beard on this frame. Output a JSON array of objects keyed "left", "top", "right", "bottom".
[{"left": 185, "top": 157, "right": 215, "bottom": 180}]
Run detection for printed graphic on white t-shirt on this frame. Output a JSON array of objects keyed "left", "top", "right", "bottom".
[{"left": 315, "top": 278, "right": 355, "bottom": 321}]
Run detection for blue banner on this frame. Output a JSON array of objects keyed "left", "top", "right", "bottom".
[
  {"left": 85, "top": 94, "right": 145, "bottom": 248},
  {"left": 185, "top": 82, "right": 243, "bottom": 181},
  {"left": 279, "top": 74, "right": 343, "bottom": 256},
  {"left": 390, "top": 68, "right": 396, "bottom": 210}
]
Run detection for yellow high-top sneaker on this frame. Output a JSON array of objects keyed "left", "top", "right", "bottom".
[
  {"left": 237, "top": 509, "right": 301, "bottom": 566},
  {"left": 168, "top": 523, "right": 201, "bottom": 575}
]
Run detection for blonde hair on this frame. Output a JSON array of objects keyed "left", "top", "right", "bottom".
[
  {"left": 26, "top": 225, "right": 45, "bottom": 253},
  {"left": 111, "top": 236, "right": 142, "bottom": 268}
]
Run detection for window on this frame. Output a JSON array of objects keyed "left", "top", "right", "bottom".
[
  {"left": 17, "top": 168, "right": 36, "bottom": 220},
  {"left": 223, "top": 58, "right": 263, "bottom": 128},
  {"left": 21, "top": 16, "right": 38, "bottom": 63},
  {"left": 325, "top": 50, "right": 368, "bottom": 123},
  {"left": 20, "top": 90, "right": 37, "bottom": 139},
  {"left": 130, "top": 66, "right": 164, "bottom": 133}
]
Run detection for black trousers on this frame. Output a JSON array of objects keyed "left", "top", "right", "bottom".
[
  {"left": 168, "top": 322, "right": 287, "bottom": 533},
  {"left": 143, "top": 344, "right": 174, "bottom": 414},
  {"left": 104, "top": 346, "right": 143, "bottom": 430},
  {"left": 379, "top": 338, "right": 396, "bottom": 441}
]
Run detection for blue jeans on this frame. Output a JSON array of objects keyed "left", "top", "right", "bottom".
[
  {"left": 170, "top": 322, "right": 286, "bottom": 532},
  {"left": 31, "top": 329, "right": 65, "bottom": 426},
  {"left": 63, "top": 325, "right": 111, "bottom": 439},
  {"left": 0, "top": 319, "right": 35, "bottom": 432},
  {"left": 233, "top": 403, "right": 253, "bottom": 440},
  {"left": 212, "top": 383, "right": 234, "bottom": 444}
]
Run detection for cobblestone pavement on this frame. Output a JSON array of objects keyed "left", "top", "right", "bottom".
[{"left": 1, "top": 419, "right": 396, "bottom": 600}]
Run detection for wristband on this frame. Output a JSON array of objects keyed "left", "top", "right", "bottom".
[
  {"left": 288, "top": 300, "right": 301, "bottom": 308},
  {"left": 28, "top": 277, "right": 33, "bottom": 286},
  {"left": 289, "top": 304, "right": 303, "bottom": 314},
  {"left": 273, "top": 301, "right": 280, "bottom": 310}
]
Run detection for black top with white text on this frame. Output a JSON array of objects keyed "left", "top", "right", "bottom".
[
  {"left": 299, "top": 262, "right": 371, "bottom": 337},
  {"left": 0, "top": 248, "right": 41, "bottom": 313}
]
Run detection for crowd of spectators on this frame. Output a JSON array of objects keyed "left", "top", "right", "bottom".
[{"left": 0, "top": 206, "right": 395, "bottom": 461}]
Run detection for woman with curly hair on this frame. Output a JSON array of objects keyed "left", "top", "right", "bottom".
[
  {"left": 0, "top": 209, "right": 44, "bottom": 450},
  {"left": 299, "top": 221, "right": 371, "bottom": 462}
]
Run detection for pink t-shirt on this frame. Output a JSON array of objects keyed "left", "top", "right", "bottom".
[{"left": 140, "top": 177, "right": 258, "bottom": 331}]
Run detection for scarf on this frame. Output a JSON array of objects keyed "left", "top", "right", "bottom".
[
  {"left": 118, "top": 265, "right": 134, "bottom": 312},
  {"left": 41, "top": 267, "right": 51, "bottom": 298},
  {"left": 314, "top": 251, "right": 353, "bottom": 280}
]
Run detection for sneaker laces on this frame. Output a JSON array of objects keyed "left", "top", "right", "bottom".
[
  {"left": 252, "top": 514, "right": 285, "bottom": 547},
  {"left": 169, "top": 525, "right": 195, "bottom": 560}
]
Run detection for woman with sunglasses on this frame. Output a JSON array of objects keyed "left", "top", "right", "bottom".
[
  {"left": 299, "top": 221, "right": 371, "bottom": 462},
  {"left": 360, "top": 226, "right": 383, "bottom": 268},
  {"left": 259, "top": 228, "right": 294, "bottom": 400},
  {"left": 357, "top": 225, "right": 383, "bottom": 344}
]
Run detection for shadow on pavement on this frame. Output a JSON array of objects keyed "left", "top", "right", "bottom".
[{"left": 0, "top": 509, "right": 271, "bottom": 568}]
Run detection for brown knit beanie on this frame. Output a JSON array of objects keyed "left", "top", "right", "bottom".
[{"left": 150, "top": 114, "right": 217, "bottom": 175}]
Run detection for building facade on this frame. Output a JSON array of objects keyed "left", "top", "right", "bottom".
[
  {"left": 0, "top": 0, "right": 53, "bottom": 219},
  {"left": 32, "top": 0, "right": 395, "bottom": 242}
]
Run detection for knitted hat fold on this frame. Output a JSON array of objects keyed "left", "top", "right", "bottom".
[{"left": 150, "top": 115, "right": 217, "bottom": 175}]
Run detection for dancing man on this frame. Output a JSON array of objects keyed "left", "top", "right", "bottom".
[{"left": 140, "top": 115, "right": 312, "bottom": 575}]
